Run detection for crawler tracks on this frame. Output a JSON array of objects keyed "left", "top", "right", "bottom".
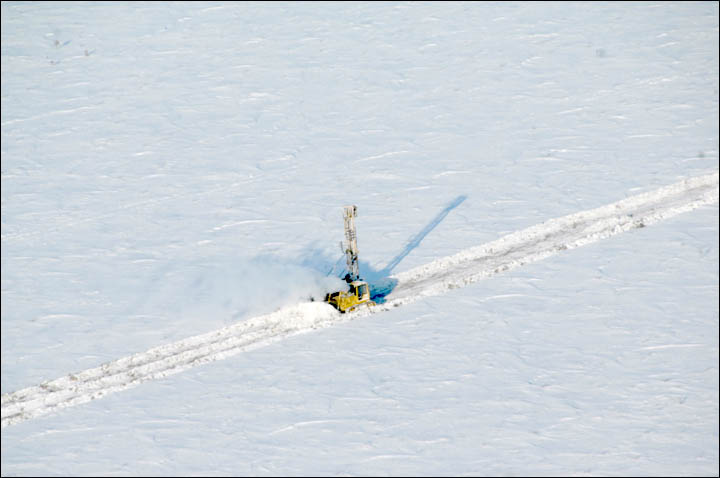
[{"left": 2, "top": 172, "right": 717, "bottom": 428}]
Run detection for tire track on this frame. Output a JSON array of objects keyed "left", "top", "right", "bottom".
[
  {"left": 384, "top": 172, "right": 718, "bottom": 305},
  {"left": 2, "top": 171, "right": 717, "bottom": 428}
]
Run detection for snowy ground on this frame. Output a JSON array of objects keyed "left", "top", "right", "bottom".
[{"left": 2, "top": 1, "right": 718, "bottom": 476}]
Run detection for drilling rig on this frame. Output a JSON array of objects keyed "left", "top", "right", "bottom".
[{"left": 325, "top": 205, "right": 375, "bottom": 313}]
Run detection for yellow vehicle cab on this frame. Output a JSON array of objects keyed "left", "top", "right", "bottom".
[{"left": 325, "top": 280, "right": 375, "bottom": 313}]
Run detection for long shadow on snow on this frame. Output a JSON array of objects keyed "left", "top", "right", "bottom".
[{"left": 304, "top": 195, "right": 467, "bottom": 304}]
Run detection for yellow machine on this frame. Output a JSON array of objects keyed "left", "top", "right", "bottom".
[
  {"left": 325, "top": 205, "right": 376, "bottom": 313},
  {"left": 325, "top": 280, "right": 374, "bottom": 313}
]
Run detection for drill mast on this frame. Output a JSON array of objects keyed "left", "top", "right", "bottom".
[{"left": 343, "top": 205, "right": 360, "bottom": 282}]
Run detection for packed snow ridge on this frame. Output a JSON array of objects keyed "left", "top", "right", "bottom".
[{"left": 2, "top": 171, "right": 717, "bottom": 428}]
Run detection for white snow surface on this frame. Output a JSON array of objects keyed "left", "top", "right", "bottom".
[
  {"left": 3, "top": 171, "right": 718, "bottom": 431},
  {"left": 2, "top": 1, "right": 718, "bottom": 476}
]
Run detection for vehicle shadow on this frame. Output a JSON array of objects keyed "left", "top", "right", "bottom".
[{"left": 308, "top": 194, "right": 467, "bottom": 304}]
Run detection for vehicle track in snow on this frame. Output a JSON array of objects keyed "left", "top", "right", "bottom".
[
  {"left": 2, "top": 171, "right": 717, "bottom": 428},
  {"left": 382, "top": 171, "right": 719, "bottom": 307}
]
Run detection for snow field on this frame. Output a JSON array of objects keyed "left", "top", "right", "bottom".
[
  {"left": 3, "top": 171, "right": 716, "bottom": 429},
  {"left": 2, "top": 1, "right": 718, "bottom": 475}
]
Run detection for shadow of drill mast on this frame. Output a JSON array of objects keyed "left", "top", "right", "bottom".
[{"left": 378, "top": 194, "right": 467, "bottom": 276}]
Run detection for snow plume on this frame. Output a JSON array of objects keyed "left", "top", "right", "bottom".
[{"left": 136, "top": 254, "right": 346, "bottom": 324}]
